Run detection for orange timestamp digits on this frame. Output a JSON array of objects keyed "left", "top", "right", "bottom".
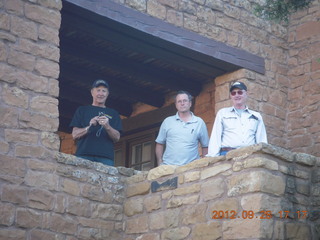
[{"left": 212, "top": 210, "right": 308, "bottom": 220}]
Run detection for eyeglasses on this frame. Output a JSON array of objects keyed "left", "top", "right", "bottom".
[
  {"left": 230, "top": 90, "right": 244, "bottom": 96},
  {"left": 177, "top": 99, "right": 189, "bottom": 104}
]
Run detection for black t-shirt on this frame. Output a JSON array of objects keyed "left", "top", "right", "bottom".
[{"left": 69, "top": 105, "right": 122, "bottom": 160}]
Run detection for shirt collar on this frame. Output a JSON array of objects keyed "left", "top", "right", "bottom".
[
  {"left": 175, "top": 112, "right": 197, "bottom": 123},
  {"left": 231, "top": 106, "right": 250, "bottom": 113}
]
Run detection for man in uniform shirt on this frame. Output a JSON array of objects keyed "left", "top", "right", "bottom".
[
  {"left": 207, "top": 81, "right": 267, "bottom": 156},
  {"left": 155, "top": 90, "right": 209, "bottom": 166}
]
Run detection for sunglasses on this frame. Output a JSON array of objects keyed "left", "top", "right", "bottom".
[{"left": 231, "top": 90, "right": 244, "bottom": 96}]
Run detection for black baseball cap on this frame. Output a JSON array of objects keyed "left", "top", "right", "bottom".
[
  {"left": 92, "top": 79, "right": 109, "bottom": 89},
  {"left": 230, "top": 81, "right": 247, "bottom": 92}
]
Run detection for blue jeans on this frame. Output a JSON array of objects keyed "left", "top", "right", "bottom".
[
  {"left": 79, "top": 155, "right": 114, "bottom": 166},
  {"left": 220, "top": 151, "right": 228, "bottom": 156}
]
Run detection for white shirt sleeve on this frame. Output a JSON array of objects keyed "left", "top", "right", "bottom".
[{"left": 206, "top": 110, "right": 223, "bottom": 157}]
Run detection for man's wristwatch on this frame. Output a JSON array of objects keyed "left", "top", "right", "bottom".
[{"left": 85, "top": 126, "right": 90, "bottom": 131}]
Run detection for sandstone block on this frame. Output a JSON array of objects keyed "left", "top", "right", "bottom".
[
  {"left": 61, "top": 178, "right": 80, "bottom": 196},
  {"left": 136, "top": 233, "right": 160, "bottom": 240},
  {"left": 2, "top": 84, "right": 29, "bottom": 109},
  {"left": 29, "top": 188, "right": 54, "bottom": 210},
  {"left": 176, "top": 158, "right": 209, "bottom": 174},
  {"left": 227, "top": 171, "right": 285, "bottom": 196},
  {"left": 16, "top": 70, "right": 49, "bottom": 93},
  {"left": 35, "top": 58, "right": 60, "bottom": 78},
  {"left": 184, "top": 171, "right": 200, "bottom": 182},
  {"left": 11, "top": 15, "right": 37, "bottom": 40},
  {"left": 8, "top": 50, "right": 36, "bottom": 71},
  {"left": 125, "top": 215, "right": 148, "bottom": 234},
  {"left": 124, "top": 197, "right": 143, "bottom": 216},
  {"left": 5, "top": 129, "right": 39, "bottom": 143},
  {"left": 295, "top": 152, "right": 317, "bottom": 166},
  {"left": 78, "top": 218, "right": 114, "bottom": 230},
  {"left": 65, "top": 196, "right": 91, "bottom": 217},
  {"left": 147, "top": 165, "right": 176, "bottom": 180},
  {"left": 19, "top": 110, "right": 59, "bottom": 131},
  {"left": 0, "top": 12, "right": 10, "bottom": 30},
  {"left": 167, "top": 9, "right": 183, "bottom": 27},
  {"left": 167, "top": 195, "right": 199, "bottom": 208},
  {"left": 41, "top": 132, "right": 60, "bottom": 150},
  {"left": 161, "top": 227, "right": 190, "bottom": 240},
  {"left": 144, "top": 195, "right": 161, "bottom": 212},
  {"left": 53, "top": 194, "right": 66, "bottom": 213},
  {"left": 173, "top": 183, "right": 200, "bottom": 196},
  {"left": 209, "top": 198, "right": 239, "bottom": 216},
  {"left": 181, "top": 203, "right": 206, "bottom": 225},
  {"left": 1, "top": 184, "right": 28, "bottom": 205},
  {"left": 286, "top": 223, "right": 311, "bottom": 239},
  {"left": 30, "top": 229, "right": 62, "bottom": 240},
  {"left": 127, "top": 0, "right": 147, "bottom": 12},
  {"left": 49, "top": 213, "right": 77, "bottom": 235},
  {"left": 201, "top": 163, "right": 232, "bottom": 180},
  {"left": 149, "top": 208, "right": 179, "bottom": 230},
  {"left": 39, "top": 25, "right": 60, "bottom": 45},
  {"left": 147, "top": 0, "right": 166, "bottom": 20},
  {"left": 223, "top": 218, "right": 273, "bottom": 239},
  {"left": 192, "top": 222, "right": 222, "bottom": 240},
  {"left": 31, "top": 96, "right": 58, "bottom": 117},
  {"left": 201, "top": 177, "right": 225, "bottom": 201},
  {"left": 0, "top": 229, "right": 26, "bottom": 240},
  {"left": 126, "top": 182, "right": 150, "bottom": 197},
  {"left": 16, "top": 208, "right": 42, "bottom": 228},
  {"left": 0, "top": 203, "right": 15, "bottom": 226},
  {"left": 25, "top": 3, "right": 61, "bottom": 29},
  {"left": 0, "top": 154, "right": 26, "bottom": 177},
  {"left": 81, "top": 184, "right": 114, "bottom": 203},
  {"left": 92, "top": 203, "right": 123, "bottom": 221},
  {"left": 15, "top": 145, "right": 46, "bottom": 158},
  {"left": 25, "top": 171, "right": 59, "bottom": 191},
  {"left": 240, "top": 193, "right": 283, "bottom": 216}
]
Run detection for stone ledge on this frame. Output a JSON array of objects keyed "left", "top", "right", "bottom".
[{"left": 55, "top": 152, "right": 137, "bottom": 177}]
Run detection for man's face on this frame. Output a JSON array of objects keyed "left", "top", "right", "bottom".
[
  {"left": 230, "top": 88, "right": 247, "bottom": 107},
  {"left": 91, "top": 86, "right": 109, "bottom": 105},
  {"left": 175, "top": 93, "right": 191, "bottom": 113}
]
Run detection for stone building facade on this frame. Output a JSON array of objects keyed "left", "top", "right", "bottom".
[{"left": 0, "top": 0, "right": 319, "bottom": 239}]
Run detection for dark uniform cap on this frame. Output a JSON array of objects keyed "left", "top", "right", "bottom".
[
  {"left": 230, "top": 81, "right": 247, "bottom": 92},
  {"left": 92, "top": 79, "right": 109, "bottom": 89}
]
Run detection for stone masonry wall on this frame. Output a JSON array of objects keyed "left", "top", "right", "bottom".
[
  {"left": 0, "top": 152, "right": 134, "bottom": 239},
  {"left": 123, "top": 143, "right": 320, "bottom": 240},
  {"left": 286, "top": 1, "right": 320, "bottom": 156},
  {"left": 0, "top": 0, "right": 61, "bottom": 157}
]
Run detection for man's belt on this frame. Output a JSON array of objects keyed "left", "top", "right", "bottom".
[{"left": 220, "top": 147, "right": 236, "bottom": 152}]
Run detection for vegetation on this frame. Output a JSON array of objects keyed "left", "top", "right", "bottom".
[{"left": 254, "top": 0, "right": 314, "bottom": 23}]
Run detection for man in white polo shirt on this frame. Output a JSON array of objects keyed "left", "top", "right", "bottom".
[{"left": 155, "top": 90, "right": 209, "bottom": 166}]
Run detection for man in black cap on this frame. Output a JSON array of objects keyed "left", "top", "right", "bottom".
[
  {"left": 207, "top": 81, "right": 267, "bottom": 156},
  {"left": 70, "top": 79, "right": 122, "bottom": 166}
]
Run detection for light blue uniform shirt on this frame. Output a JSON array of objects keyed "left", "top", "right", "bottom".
[
  {"left": 207, "top": 107, "right": 268, "bottom": 157},
  {"left": 156, "top": 112, "right": 209, "bottom": 165}
]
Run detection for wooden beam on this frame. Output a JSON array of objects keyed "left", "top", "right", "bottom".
[
  {"left": 63, "top": 0, "right": 265, "bottom": 74},
  {"left": 61, "top": 7, "right": 230, "bottom": 77},
  {"left": 60, "top": 37, "right": 204, "bottom": 94}
]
